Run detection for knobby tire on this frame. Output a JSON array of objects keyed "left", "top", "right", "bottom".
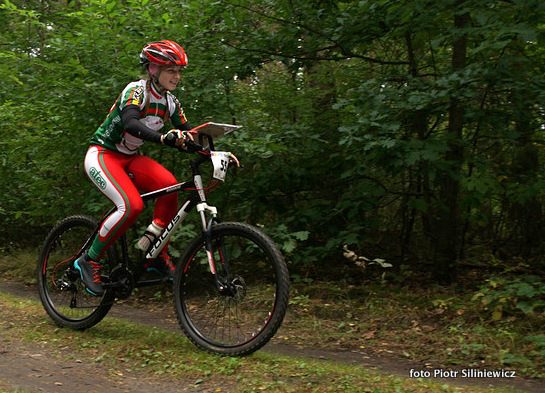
[
  {"left": 37, "top": 215, "right": 115, "bottom": 330},
  {"left": 173, "top": 222, "right": 289, "bottom": 356}
]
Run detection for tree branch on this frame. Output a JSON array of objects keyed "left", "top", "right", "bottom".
[
  {"left": 222, "top": 2, "right": 408, "bottom": 66},
  {"left": 222, "top": 40, "right": 408, "bottom": 65}
]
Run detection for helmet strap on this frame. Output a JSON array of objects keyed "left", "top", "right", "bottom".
[
  {"left": 151, "top": 76, "right": 166, "bottom": 94},
  {"left": 147, "top": 64, "right": 166, "bottom": 94}
]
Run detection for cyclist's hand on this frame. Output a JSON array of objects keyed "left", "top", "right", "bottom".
[
  {"left": 161, "top": 129, "right": 195, "bottom": 151},
  {"left": 161, "top": 129, "right": 184, "bottom": 147}
]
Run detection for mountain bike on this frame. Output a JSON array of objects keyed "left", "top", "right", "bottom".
[{"left": 37, "top": 124, "right": 290, "bottom": 357}]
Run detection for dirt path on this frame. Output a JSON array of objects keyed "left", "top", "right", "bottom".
[
  {"left": 0, "top": 339, "right": 194, "bottom": 393},
  {"left": 1, "top": 281, "right": 543, "bottom": 393}
]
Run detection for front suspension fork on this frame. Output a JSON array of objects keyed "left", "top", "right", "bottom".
[{"left": 198, "top": 204, "right": 232, "bottom": 293}]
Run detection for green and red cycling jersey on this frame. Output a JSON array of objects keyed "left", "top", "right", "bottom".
[{"left": 91, "top": 79, "right": 190, "bottom": 155}]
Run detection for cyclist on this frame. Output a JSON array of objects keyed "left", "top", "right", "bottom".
[{"left": 74, "top": 40, "right": 195, "bottom": 296}]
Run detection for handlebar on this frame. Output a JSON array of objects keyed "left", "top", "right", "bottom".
[
  {"left": 190, "top": 130, "right": 216, "bottom": 152},
  {"left": 185, "top": 130, "right": 241, "bottom": 176},
  {"left": 184, "top": 138, "right": 205, "bottom": 153}
]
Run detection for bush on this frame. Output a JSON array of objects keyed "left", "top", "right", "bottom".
[{"left": 472, "top": 275, "right": 545, "bottom": 320}]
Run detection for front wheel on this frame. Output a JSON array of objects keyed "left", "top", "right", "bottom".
[
  {"left": 37, "top": 215, "right": 115, "bottom": 330},
  {"left": 174, "top": 222, "right": 289, "bottom": 356}
]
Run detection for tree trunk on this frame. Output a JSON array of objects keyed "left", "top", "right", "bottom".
[
  {"left": 433, "top": 5, "right": 469, "bottom": 284},
  {"left": 508, "top": 90, "right": 543, "bottom": 257},
  {"left": 402, "top": 32, "right": 431, "bottom": 264}
]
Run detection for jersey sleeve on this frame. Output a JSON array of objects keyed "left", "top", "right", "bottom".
[
  {"left": 168, "top": 94, "right": 192, "bottom": 130},
  {"left": 121, "top": 106, "right": 162, "bottom": 144},
  {"left": 119, "top": 81, "right": 146, "bottom": 111}
]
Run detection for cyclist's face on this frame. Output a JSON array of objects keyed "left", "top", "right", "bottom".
[{"left": 158, "top": 66, "right": 182, "bottom": 91}]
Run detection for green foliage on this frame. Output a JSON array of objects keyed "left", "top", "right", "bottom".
[
  {"left": 262, "top": 224, "right": 309, "bottom": 256},
  {"left": 472, "top": 275, "right": 545, "bottom": 320},
  {"left": 2, "top": 0, "right": 545, "bottom": 282}
]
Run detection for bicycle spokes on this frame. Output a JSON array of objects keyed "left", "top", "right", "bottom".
[
  {"left": 38, "top": 216, "right": 114, "bottom": 329},
  {"left": 175, "top": 223, "right": 289, "bottom": 356}
]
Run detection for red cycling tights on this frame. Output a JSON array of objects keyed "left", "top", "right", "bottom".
[{"left": 84, "top": 145, "right": 177, "bottom": 260}]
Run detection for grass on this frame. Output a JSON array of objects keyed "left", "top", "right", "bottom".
[
  {"left": 0, "top": 250, "right": 37, "bottom": 284},
  {"left": 281, "top": 280, "right": 544, "bottom": 379},
  {"left": 0, "top": 292, "right": 522, "bottom": 393},
  {"left": 0, "top": 248, "right": 543, "bottom": 389}
]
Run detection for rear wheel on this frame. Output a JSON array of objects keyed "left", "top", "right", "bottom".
[
  {"left": 37, "top": 215, "right": 115, "bottom": 330},
  {"left": 174, "top": 222, "right": 289, "bottom": 356}
]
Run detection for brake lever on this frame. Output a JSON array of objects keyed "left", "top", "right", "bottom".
[{"left": 228, "top": 153, "right": 241, "bottom": 168}]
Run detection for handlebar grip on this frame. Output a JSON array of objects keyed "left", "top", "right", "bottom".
[{"left": 183, "top": 139, "right": 204, "bottom": 153}]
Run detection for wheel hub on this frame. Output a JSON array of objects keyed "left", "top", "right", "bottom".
[{"left": 218, "top": 276, "right": 246, "bottom": 300}]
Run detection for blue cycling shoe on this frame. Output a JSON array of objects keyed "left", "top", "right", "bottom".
[{"left": 74, "top": 254, "right": 104, "bottom": 296}]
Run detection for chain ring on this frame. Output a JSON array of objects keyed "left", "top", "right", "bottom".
[{"left": 107, "top": 266, "right": 135, "bottom": 299}]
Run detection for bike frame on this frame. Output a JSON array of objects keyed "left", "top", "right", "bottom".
[
  {"left": 140, "top": 157, "right": 219, "bottom": 264},
  {"left": 89, "top": 140, "right": 225, "bottom": 291}
]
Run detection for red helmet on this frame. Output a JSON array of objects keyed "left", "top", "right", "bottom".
[{"left": 140, "top": 40, "right": 188, "bottom": 67}]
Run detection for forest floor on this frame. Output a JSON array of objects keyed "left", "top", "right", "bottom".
[{"left": 0, "top": 280, "right": 544, "bottom": 393}]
